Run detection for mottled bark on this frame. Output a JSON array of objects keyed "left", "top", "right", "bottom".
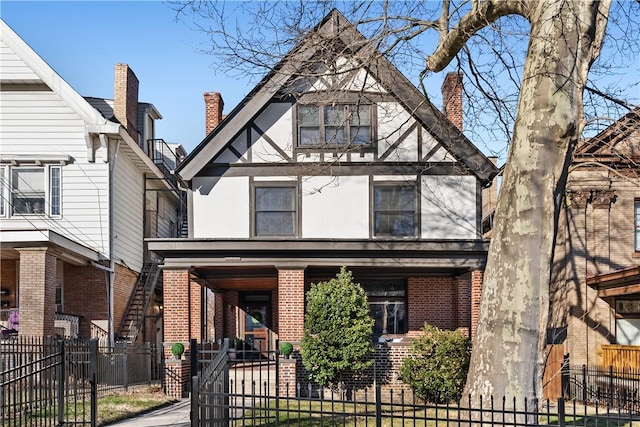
[{"left": 457, "top": 0, "right": 611, "bottom": 403}]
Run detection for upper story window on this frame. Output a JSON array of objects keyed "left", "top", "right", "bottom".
[
  {"left": 298, "top": 104, "right": 372, "bottom": 147},
  {"left": 373, "top": 183, "right": 417, "bottom": 237},
  {"left": 635, "top": 200, "right": 640, "bottom": 251},
  {"left": 254, "top": 184, "right": 297, "bottom": 237},
  {"left": 1, "top": 165, "right": 62, "bottom": 217}
]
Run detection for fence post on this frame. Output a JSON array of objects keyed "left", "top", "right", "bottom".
[
  {"left": 124, "top": 343, "right": 129, "bottom": 392},
  {"left": 191, "top": 376, "right": 199, "bottom": 427},
  {"left": 582, "top": 364, "right": 587, "bottom": 402},
  {"left": 190, "top": 338, "right": 198, "bottom": 378},
  {"left": 557, "top": 397, "right": 565, "bottom": 427},
  {"left": 57, "top": 339, "right": 65, "bottom": 427},
  {"left": 89, "top": 339, "right": 98, "bottom": 427},
  {"left": 609, "top": 365, "right": 614, "bottom": 408},
  {"left": 375, "top": 383, "right": 382, "bottom": 427}
]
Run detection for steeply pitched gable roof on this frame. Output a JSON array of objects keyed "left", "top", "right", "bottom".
[
  {"left": 575, "top": 106, "right": 640, "bottom": 158},
  {"left": 177, "top": 9, "right": 498, "bottom": 185}
]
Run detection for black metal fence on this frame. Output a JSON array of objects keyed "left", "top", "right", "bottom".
[
  {"left": 564, "top": 364, "right": 640, "bottom": 413},
  {"left": 191, "top": 345, "right": 640, "bottom": 427},
  {"left": 0, "top": 336, "right": 162, "bottom": 426}
]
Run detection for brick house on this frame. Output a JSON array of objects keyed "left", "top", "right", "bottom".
[
  {"left": 549, "top": 106, "right": 640, "bottom": 368},
  {"left": 148, "top": 9, "right": 498, "bottom": 393},
  {"left": 0, "top": 19, "right": 185, "bottom": 345}
]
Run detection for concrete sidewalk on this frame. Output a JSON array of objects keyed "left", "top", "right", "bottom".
[{"left": 107, "top": 398, "right": 191, "bottom": 427}]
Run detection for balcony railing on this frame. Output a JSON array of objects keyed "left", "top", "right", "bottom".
[
  {"left": 1, "top": 309, "right": 79, "bottom": 339},
  {"left": 148, "top": 138, "right": 181, "bottom": 188},
  {"left": 600, "top": 344, "right": 640, "bottom": 370}
]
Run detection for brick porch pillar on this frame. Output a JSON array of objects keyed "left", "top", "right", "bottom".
[
  {"left": 277, "top": 268, "right": 305, "bottom": 344},
  {"left": 16, "top": 247, "right": 57, "bottom": 337},
  {"left": 470, "top": 269, "right": 484, "bottom": 340},
  {"left": 456, "top": 273, "right": 471, "bottom": 338},
  {"left": 163, "top": 268, "right": 195, "bottom": 396}
]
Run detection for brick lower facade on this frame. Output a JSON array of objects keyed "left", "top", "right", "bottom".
[{"left": 16, "top": 248, "right": 56, "bottom": 336}]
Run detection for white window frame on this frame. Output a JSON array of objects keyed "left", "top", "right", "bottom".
[
  {"left": 7, "top": 164, "right": 62, "bottom": 218},
  {"left": 0, "top": 166, "right": 6, "bottom": 218},
  {"left": 635, "top": 199, "right": 640, "bottom": 252}
]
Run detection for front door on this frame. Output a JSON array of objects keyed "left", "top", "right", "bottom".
[{"left": 240, "top": 292, "right": 271, "bottom": 352}]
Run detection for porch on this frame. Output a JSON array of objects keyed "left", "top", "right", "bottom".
[{"left": 0, "top": 308, "right": 81, "bottom": 339}]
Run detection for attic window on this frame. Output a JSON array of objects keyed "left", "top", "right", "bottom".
[{"left": 297, "top": 104, "right": 372, "bottom": 147}]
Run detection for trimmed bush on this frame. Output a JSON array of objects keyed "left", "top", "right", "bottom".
[
  {"left": 280, "top": 342, "right": 294, "bottom": 357},
  {"left": 399, "top": 323, "right": 471, "bottom": 403},
  {"left": 171, "top": 342, "right": 185, "bottom": 358},
  {"left": 300, "top": 267, "right": 374, "bottom": 388}
]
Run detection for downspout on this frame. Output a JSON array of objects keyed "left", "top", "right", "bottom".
[{"left": 104, "top": 134, "right": 120, "bottom": 347}]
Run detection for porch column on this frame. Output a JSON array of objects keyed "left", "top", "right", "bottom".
[
  {"left": 470, "top": 269, "right": 483, "bottom": 340},
  {"left": 163, "top": 268, "right": 192, "bottom": 400},
  {"left": 455, "top": 273, "right": 471, "bottom": 338},
  {"left": 163, "top": 268, "right": 192, "bottom": 348},
  {"left": 277, "top": 268, "right": 305, "bottom": 344},
  {"left": 16, "top": 247, "right": 56, "bottom": 337}
]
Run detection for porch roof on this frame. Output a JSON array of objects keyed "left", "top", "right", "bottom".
[
  {"left": 0, "top": 229, "right": 102, "bottom": 266},
  {"left": 147, "top": 237, "right": 490, "bottom": 271},
  {"left": 586, "top": 265, "right": 640, "bottom": 298}
]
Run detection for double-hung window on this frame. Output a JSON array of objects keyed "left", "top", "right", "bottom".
[
  {"left": 2, "top": 165, "right": 62, "bottom": 217},
  {"left": 362, "top": 280, "right": 407, "bottom": 336},
  {"left": 635, "top": 200, "right": 640, "bottom": 251},
  {"left": 298, "top": 104, "right": 372, "bottom": 147},
  {"left": 373, "top": 183, "right": 417, "bottom": 237},
  {"left": 254, "top": 185, "right": 297, "bottom": 236}
]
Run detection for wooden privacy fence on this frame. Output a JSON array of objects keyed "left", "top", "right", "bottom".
[{"left": 601, "top": 345, "right": 640, "bottom": 371}]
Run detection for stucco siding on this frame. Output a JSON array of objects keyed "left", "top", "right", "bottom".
[
  {"left": 302, "top": 176, "right": 369, "bottom": 238},
  {"left": 192, "top": 176, "right": 250, "bottom": 238},
  {"left": 420, "top": 175, "right": 477, "bottom": 239}
]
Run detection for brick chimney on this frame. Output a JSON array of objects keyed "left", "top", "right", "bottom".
[
  {"left": 204, "top": 92, "right": 224, "bottom": 135},
  {"left": 441, "top": 72, "right": 463, "bottom": 131},
  {"left": 114, "top": 63, "right": 139, "bottom": 141}
]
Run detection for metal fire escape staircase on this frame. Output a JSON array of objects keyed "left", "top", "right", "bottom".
[{"left": 116, "top": 261, "right": 161, "bottom": 343}]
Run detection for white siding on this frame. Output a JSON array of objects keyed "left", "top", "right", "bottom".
[
  {"left": 302, "top": 176, "right": 369, "bottom": 238},
  {"left": 377, "top": 102, "right": 419, "bottom": 162},
  {"left": 0, "top": 41, "right": 40, "bottom": 81},
  {"left": 420, "top": 175, "right": 477, "bottom": 239},
  {"left": 192, "top": 176, "right": 250, "bottom": 238},
  {"left": 112, "top": 151, "right": 144, "bottom": 271},
  {"left": 0, "top": 89, "right": 110, "bottom": 255}
]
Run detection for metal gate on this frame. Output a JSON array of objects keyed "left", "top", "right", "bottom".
[
  {"left": 0, "top": 336, "right": 97, "bottom": 426},
  {"left": 192, "top": 340, "right": 230, "bottom": 427}
]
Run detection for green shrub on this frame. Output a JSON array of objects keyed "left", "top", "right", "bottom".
[
  {"left": 300, "top": 267, "right": 374, "bottom": 388},
  {"left": 280, "top": 342, "right": 294, "bottom": 357},
  {"left": 170, "top": 342, "right": 185, "bottom": 358},
  {"left": 399, "top": 323, "right": 471, "bottom": 403}
]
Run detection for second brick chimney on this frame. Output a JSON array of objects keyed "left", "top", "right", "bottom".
[
  {"left": 114, "top": 63, "right": 139, "bottom": 142},
  {"left": 204, "top": 92, "right": 224, "bottom": 135},
  {"left": 441, "top": 72, "right": 463, "bottom": 131}
]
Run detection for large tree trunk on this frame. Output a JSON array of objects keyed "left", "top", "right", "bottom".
[{"left": 462, "top": 0, "right": 610, "bottom": 404}]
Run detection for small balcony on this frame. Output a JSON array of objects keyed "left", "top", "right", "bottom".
[{"left": 148, "top": 138, "right": 182, "bottom": 189}]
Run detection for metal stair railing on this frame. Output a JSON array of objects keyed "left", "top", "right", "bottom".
[{"left": 116, "top": 261, "right": 161, "bottom": 343}]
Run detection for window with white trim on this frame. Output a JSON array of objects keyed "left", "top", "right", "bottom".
[
  {"left": 254, "top": 185, "right": 297, "bottom": 236},
  {"left": 6, "top": 165, "right": 61, "bottom": 217},
  {"left": 635, "top": 200, "right": 640, "bottom": 251},
  {"left": 298, "top": 104, "right": 372, "bottom": 146},
  {"left": 0, "top": 166, "right": 6, "bottom": 217}
]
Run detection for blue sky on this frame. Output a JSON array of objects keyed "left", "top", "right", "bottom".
[
  {"left": 2, "top": 1, "right": 638, "bottom": 156},
  {"left": 2, "top": 1, "right": 250, "bottom": 152}
]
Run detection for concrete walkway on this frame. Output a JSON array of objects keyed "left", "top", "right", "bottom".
[{"left": 107, "top": 398, "right": 191, "bottom": 427}]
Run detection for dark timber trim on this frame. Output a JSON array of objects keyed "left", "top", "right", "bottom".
[{"left": 198, "top": 162, "right": 468, "bottom": 178}]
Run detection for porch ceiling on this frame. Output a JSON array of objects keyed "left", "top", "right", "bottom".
[{"left": 587, "top": 265, "right": 640, "bottom": 298}]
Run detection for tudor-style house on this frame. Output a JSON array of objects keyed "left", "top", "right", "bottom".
[
  {"left": 550, "top": 106, "right": 640, "bottom": 369},
  {"left": 0, "top": 19, "right": 185, "bottom": 345},
  {"left": 148, "top": 10, "right": 498, "bottom": 394}
]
